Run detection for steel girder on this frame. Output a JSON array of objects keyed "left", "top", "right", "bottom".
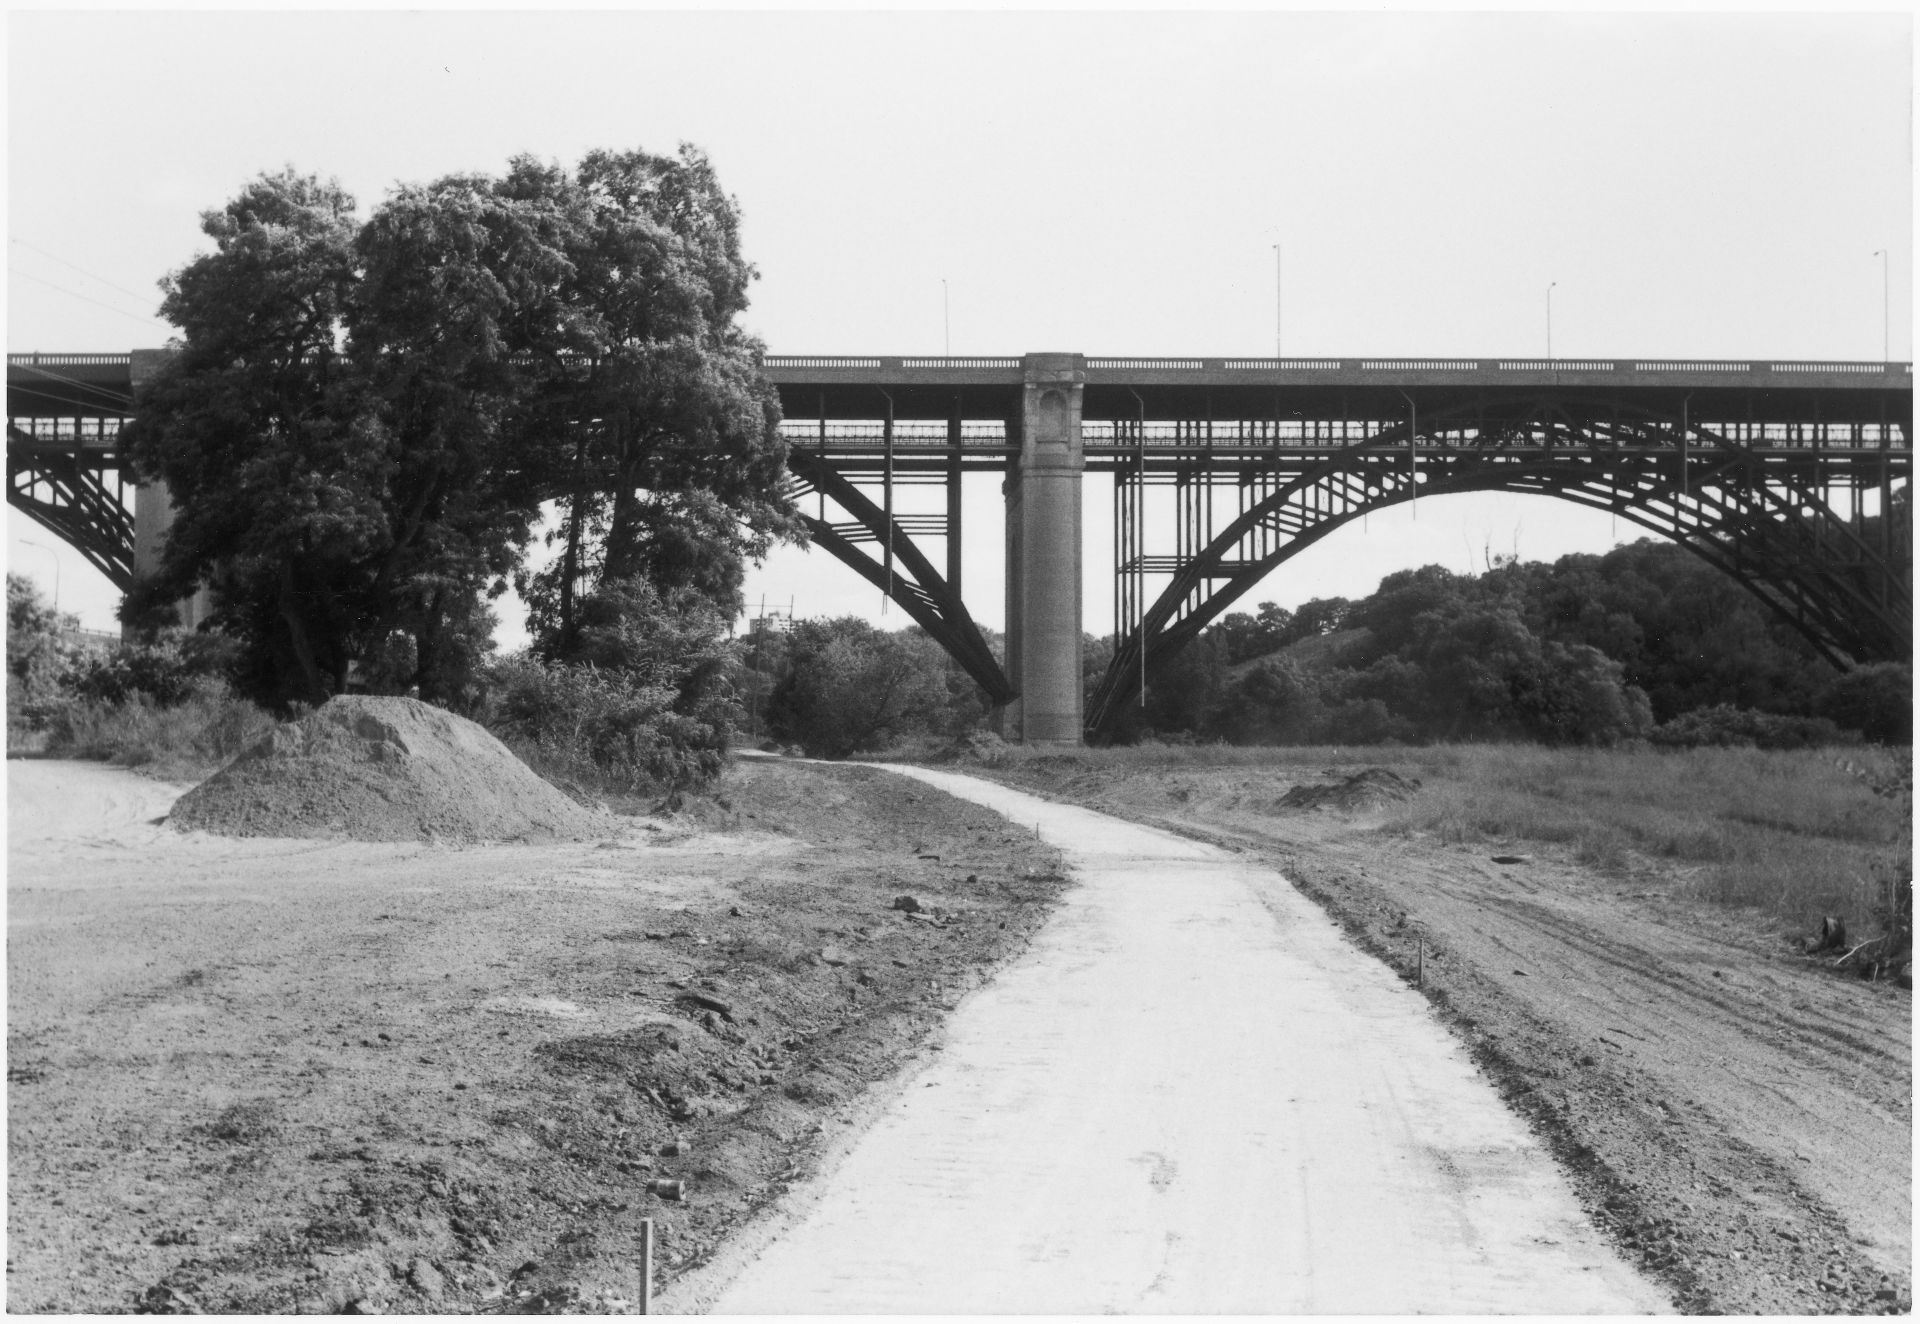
[
  {"left": 6, "top": 427, "right": 135, "bottom": 589},
  {"left": 784, "top": 450, "right": 1014, "bottom": 707},
  {"left": 1087, "top": 396, "right": 1911, "bottom": 742}
]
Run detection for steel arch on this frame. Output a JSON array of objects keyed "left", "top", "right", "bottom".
[
  {"left": 1088, "top": 397, "right": 1910, "bottom": 742},
  {"left": 784, "top": 451, "right": 1014, "bottom": 707}
]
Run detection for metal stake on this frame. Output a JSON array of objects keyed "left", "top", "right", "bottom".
[{"left": 639, "top": 1218, "right": 654, "bottom": 1314}]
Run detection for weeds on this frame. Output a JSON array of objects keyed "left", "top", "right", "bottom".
[
  {"left": 39, "top": 679, "right": 278, "bottom": 782},
  {"left": 963, "top": 739, "right": 1911, "bottom": 959},
  {"left": 1375, "top": 745, "right": 1909, "bottom": 942}
]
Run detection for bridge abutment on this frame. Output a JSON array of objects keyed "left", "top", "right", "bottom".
[{"left": 1003, "top": 353, "right": 1085, "bottom": 746}]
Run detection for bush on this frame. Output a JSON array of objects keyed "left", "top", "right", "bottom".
[
  {"left": 66, "top": 631, "right": 240, "bottom": 707},
  {"left": 766, "top": 618, "right": 952, "bottom": 758},
  {"left": 478, "top": 655, "right": 730, "bottom": 797},
  {"left": 41, "top": 677, "right": 278, "bottom": 779},
  {"left": 1649, "top": 704, "right": 1852, "bottom": 751},
  {"left": 1817, "top": 663, "right": 1912, "bottom": 745},
  {"left": 8, "top": 574, "right": 85, "bottom": 737}
]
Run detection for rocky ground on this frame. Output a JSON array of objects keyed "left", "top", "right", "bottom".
[
  {"left": 6, "top": 756, "right": 1063, "bottom": 1314},
  {"left": 976, "top": 754, "right": 1912, "bottom": 1316}
]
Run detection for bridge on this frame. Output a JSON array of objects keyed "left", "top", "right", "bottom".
[{"left": 9, "top": 350, "right": 1913, "bottom": 744}]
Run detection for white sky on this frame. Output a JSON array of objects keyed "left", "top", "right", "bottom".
[{"left": 7, "top": 8, "right": 1912, "bottom": 641}]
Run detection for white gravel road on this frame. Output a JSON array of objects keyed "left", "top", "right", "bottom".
[{"left": 698, "top": 763, "right": 1669, "bottom": 1314}]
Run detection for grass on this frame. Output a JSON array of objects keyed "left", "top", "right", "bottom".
[
  {"left": 1376, "top": 745, "right": 1908, "bottom": 933},
  {"left": 951, "top": 738, "right": 1912, "bottom": 945}
]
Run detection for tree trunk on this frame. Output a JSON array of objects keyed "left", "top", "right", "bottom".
[
  {"left": 559, "top": 427, "right": 590, "bottom": 653},
  {"left": 277, "top": 560, "right": 330, "bottom": 706}
]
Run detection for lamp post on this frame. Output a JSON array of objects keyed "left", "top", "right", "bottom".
[
  {"left": 1273, "top": 244, "right": 1283, "bottom": 359},
  {"left": 19, "top": 539, "right": 59, "bottom": 615},
  {"left": 1873, "top": 250, "right": 1889, "bottom": 361},
  {"left": 942, "top": 278, "right": 950, "bottom": 356},
  {"left": 1546, "top": 281, "right": 1557, "bottom": 359}
]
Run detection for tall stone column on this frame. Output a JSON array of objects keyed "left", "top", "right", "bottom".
[
  {"left": 126, "top": 348, "right": 211, "bottom": 635},
  {"left": 1003, "top": 353, "right": 1085, "bottom": 746}
]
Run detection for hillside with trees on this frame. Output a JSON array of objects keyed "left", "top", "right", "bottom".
[{"left": 1110, "top": 538, "right": 1908, "bottom": 749}]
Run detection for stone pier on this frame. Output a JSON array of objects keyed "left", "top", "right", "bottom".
[{"left": 1002, "top": 353, "right": 1085, "bottom": 746}]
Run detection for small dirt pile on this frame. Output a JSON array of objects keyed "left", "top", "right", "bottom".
[
  {"left": 169, "top": 696, "right": 609, "bottom": 843},
  {"left": 1276, "top": 767, "right": 1422, "bottom": 812}
]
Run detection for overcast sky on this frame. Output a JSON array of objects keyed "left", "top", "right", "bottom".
[{"left": 8, "top": 9, "right": 1911, "bottom": 638}]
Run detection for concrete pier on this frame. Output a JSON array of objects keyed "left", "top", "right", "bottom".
[
  {"left": 126, "top": 350, "right": 211, "bottom": 635},
  {"left": 1002, "top": 354, "right": 1085, "bottom": 746}
]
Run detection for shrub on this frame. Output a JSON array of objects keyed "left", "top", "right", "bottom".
[
  {"left": 65, "top": 631, "right": 240, "bottom": 707},
  {"left": 766, "top": 618, "right": 951, "bottom": 758},
  {"left": 7, "top": 574, "right": 85, "bottom": 737},
  {"left": 478, "top": 655, "right": 730, "bottom": 797},
  {"left": 1817, "top": 663, "right": 1912, "bottom": 745},
  {"left": 41, "top": 677, "right": 278, "bottom": 779},
  {"left": 1650, "top": 704, "right": 1852, "bottom": 751}
]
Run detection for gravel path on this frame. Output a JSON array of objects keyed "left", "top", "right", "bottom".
[{"left": 697, "top": 764, "right": 1668, "bottom": 1313}]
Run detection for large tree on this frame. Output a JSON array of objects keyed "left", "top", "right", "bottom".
[
  {"left": 512, "top": 147, "right": 800, "bottom": 655},
  {"left": 126, "top": 148, "right": 795, "bottom": 708}
]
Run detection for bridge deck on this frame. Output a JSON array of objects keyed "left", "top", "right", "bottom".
[{"left": 9, "top": 352, "right": 1913, "bottom": 423}]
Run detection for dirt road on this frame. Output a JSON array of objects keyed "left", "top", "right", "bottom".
[
  {"left": 978, "top": 753, "right": 1913, "bottom": 1314},
  {"left": 690, "top": 765, "right": 1669, "bottom": 1313}
]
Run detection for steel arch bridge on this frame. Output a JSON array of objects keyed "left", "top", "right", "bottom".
[
  {"left": 1085, "top": 391, "right": 1908, "bottom": 740},
  {"left": 8, "top": 350, "right": 1913, "bottom": 744}
]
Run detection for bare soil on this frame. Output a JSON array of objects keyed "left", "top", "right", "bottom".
[
  {"left": 978, "top": 754, "right": 1912, "bottom": 1316},
  {"left": 170, "top": 696, "right": 606, "bottom": 843},
  {"left": 6, "top": 755, "right": 1062, "bottom": 1314}
]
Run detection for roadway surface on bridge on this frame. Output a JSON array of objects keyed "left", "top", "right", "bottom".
[{"left": 683, "top": 764, "right": 1668, "bottom": 1314}]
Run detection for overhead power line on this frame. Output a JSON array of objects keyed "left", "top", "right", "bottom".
[
  {"left": 11, "top": 361, "right": 137, "bottom": 411},
  {"left": 9, "top": 237, "right": 163, "bottom": 311},
  {"left": 9, "top": 268, "right": 170, "bottom": 330}
]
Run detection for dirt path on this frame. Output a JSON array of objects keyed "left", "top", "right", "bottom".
[
  {"left": 978, "top": 756, "right": 1913, "bottom": 1315},
  {"left": 688, "top": 765, "right": 1668, "bottom": 1313},
  {"left": 6, "top": 757, "right": 1063, "bottom": 1313}
]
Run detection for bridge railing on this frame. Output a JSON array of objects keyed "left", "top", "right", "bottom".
[
  {"left": 777, "top": 417, "right": 1907, "bottom": 451},
  {"left": 9, "top": 353, "right": 135, "bottom": 367},
  {"left": 763, "top": 354, "right": 1911, "bottom": 377}
]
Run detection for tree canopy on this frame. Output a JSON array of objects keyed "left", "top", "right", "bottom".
[
  {"left": 1117, "top": 539, "right": 1905, "bottom": 749},
  {"left": 125, "top": 148, "right": 797, "bottom": 709}
]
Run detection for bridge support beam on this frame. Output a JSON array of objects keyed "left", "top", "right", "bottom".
[
  {"left": 127, "top": 350, "right": 211, "bottom": 637},
  {"left": 1003, "top": 353, "right": 1085, "bottom": 746}
]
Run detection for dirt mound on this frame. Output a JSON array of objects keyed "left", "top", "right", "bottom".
[
  {"left": 168, "top": 696, "right": 608, "bottom": 843},
  {"left": 1276, "top": 767, "right": 1422, "bottom": 812}
]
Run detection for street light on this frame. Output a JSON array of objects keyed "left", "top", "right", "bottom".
[
  {"left": 942, "top": 278, "right": 950, "bottom": 356},
  {"left": 1546, "top": 281, "right": 1557, "bottom": 359},
  {"left": 1872, "top": 250, "right": 1889, "bottom": 361},
  {"left": 1272, "top": 244, "right": 1283, "bottom": 359},
  {"left": 19, "top": 539, "right": 59, "bottom": 615}
]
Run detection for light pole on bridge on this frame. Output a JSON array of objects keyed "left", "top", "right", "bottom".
[
  {"left": 1273, "top": 243, "right": 1282, "bottom": 359},
  {"left": 1873, "top": 250, "right": 1889, "bottom": 361},
  {"left": 1546, "top": 281, "right": 1557, "bottom": 360},
  {"left": 19, "top": 539, "right": 60, "bottom": 615}
]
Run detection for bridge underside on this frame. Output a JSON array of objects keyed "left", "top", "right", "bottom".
[{"left": 8, "top": 423, "right": 134, "bottom": 590}]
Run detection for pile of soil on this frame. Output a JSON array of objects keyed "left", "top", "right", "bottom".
[
  {"left": 1276, "top": 767, "right": 1422, "bottom": 811},
  {"left": 168, "top": 696, "right": 607, "bottom": 843}
]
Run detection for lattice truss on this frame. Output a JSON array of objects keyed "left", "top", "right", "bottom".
[
  {"left": 7, "top": 417, "right": 135, "bottom": 589},
  {"left": 1089, "top": 395, "right": 1911, "bottom": 740},
  {"left": 780, "top": 420, "right": 1014, "bottom": 705}
]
